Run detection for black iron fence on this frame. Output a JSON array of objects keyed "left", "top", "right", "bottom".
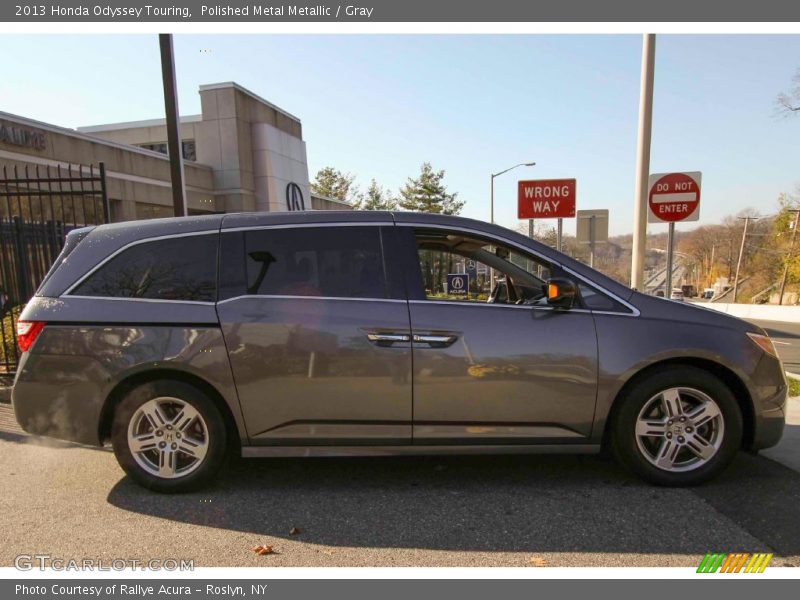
[{"left": 0, "top": 162, "right": 108, "bottom": 375}]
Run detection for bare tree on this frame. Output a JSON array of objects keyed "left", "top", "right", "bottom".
[{"left": 776, "top": 68, "right": 800, "bottom": 115}]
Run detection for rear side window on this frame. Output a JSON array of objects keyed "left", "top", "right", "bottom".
[
  {"left": 221, "top": 226, "right": 387, "bottom": 299},
  {"left": 71, "top": 234, "right": 218, "bottom": 302}
]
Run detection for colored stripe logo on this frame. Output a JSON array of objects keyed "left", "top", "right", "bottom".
[{"left": 697, "top": 553, "right": 773, "bottom": 573}]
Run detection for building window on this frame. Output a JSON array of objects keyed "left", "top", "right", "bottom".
[
  {"left": 138, "top": 140, "right": 196, "bottom": 161},
  {"left": 181, "top": 140, "right": 196, "bottom": 161},
  {"left": 140, "top": 142, "right": 168, "bottom": 155}
]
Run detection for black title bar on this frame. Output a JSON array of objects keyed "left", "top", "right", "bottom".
[{"left": 3, "top": 0, "right": 800, "bottom": 22}]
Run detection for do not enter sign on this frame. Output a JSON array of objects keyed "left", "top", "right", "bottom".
[{"left": 648, "top": 171, "right": 702, "bottom": 223}]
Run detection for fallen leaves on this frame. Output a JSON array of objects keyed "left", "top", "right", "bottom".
[
  {"left": 289, "top": 527, "right": 301, "bottom": 535},
  {"left": 528, "top": 555, "right": 547, "bottom": 567},
  {"left": 251, "top": 545, "right": 275, "bottom": 556}
]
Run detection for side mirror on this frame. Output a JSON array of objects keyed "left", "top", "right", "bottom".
[{"left": 546, "top": 277, "right": 577, "bottom": 309}]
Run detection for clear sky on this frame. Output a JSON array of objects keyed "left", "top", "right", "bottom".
[{"left": 1, "top": 34, "right": 798, "bottom": 235}]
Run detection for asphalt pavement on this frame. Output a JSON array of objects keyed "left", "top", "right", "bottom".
[
  {"left": 1, "top": 401, "right": 799, "bottom": 568},
  {"left": 1, "top": 315, "right": 799, "bottom": 568}
]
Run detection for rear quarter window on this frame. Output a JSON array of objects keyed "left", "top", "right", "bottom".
[{"left": 71, "top": 234, "right": 218, "bottom": 302}]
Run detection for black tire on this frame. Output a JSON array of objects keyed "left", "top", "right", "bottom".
[
  {"left": 111, "top": 380, "right": 228, "bottom": 493},
  {"left": 611, "top": 365, "right": 743, "bottom": 486}
]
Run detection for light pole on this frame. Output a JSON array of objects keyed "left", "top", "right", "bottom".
[
  {"left": 631, "top": 33, "right": 656, "bottom": 291},
  {"left": 489, "top": 162, "right": 535, "bottom": 290},
  {"left": 490, "top": 162, "right": 536, "bottom": 224},
  {"left": 159, "top": 33, "right": 187, "bottom": 217}
]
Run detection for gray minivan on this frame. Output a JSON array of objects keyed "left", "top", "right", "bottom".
[{"left": 12, "top": 211, "right": 786, "bottom": 492}]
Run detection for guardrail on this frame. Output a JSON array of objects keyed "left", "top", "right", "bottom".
[{"left": 695, "top": 302, "right": 800, "bottom": 323}]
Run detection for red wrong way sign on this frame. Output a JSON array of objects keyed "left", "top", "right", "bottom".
[
  {"left": 648, "top": 171, "right": 702, "bottom": 223},
  {"left": 518, "top": 179, "right": 576, "bottom": 219}
]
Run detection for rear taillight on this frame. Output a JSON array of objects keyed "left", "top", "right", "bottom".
[{"left": 17, "top": 321, "right": 46, "bottom": 353}]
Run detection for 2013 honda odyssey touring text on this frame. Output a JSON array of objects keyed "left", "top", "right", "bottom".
[{"left": 12, "top": 211, "right": 787, "bottom": 491}]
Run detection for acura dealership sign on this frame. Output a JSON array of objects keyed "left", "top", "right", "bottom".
[
  {"left": 286, "top": 182, "right": 306, "bottom": 211},
  {"left": 0, "top": 122, "right": 46, "bottom": 151}
]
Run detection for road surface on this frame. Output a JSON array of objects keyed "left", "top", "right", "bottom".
[
  {"left": 1, "top": 402, "right": 799, "bottom": 568},
  {"left": 0, "top": 316, "right": 798, "bottom": 568}
]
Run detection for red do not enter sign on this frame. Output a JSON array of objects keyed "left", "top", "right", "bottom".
[{"left": 648, "top": 171, "right": 702, "bottom": 223}]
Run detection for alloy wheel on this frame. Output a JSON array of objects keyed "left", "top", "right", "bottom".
[
  {"left": 634, "top": 387, "right": 725, "bottom": 473},
  {"left": 126, "top": 396, "right": 209, "bottom": 479}
]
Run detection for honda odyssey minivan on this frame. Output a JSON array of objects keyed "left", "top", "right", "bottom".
[{"left": 12, "top": 211, "right": 786, "bottom": 491}]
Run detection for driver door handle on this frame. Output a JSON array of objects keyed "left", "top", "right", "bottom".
[
  {"left": 413, "top": 334, "right": 459, "bottom": 347},
  {"left": 366, "top": 332, "right": 411, "bottom": 346}
]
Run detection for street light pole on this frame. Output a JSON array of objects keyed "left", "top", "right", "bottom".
[
  {"left": 489, "top": 162, "right": 536, "bottom": 224},
  {"left": 159, "top": 33, "right": 187, "bottom": 217},
  {"left": 631, "top": 33, "right": 656, "bottom": 291},
  {"left": 489, "top": 162, "right": 535, "bottom": 290}
]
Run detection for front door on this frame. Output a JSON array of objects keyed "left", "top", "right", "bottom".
[
  {"left": 216, "top": 224, "right": 412, "bottom": 444},
  {"left": 399, "top": 226, "right": 598, "bottom": 443}
]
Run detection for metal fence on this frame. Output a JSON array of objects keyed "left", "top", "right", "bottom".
[{"left": 0, "top": 162, "right": 108, "bottom": 375}]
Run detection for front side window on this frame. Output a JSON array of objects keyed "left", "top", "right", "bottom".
[
  {"left": 72, "top": 234, "right": 218, "bottom": 302},
  {"left": 413, "top": 228, "right": 553, "bottom": 305},
  {"left": 236, "top": 226, "right": 387, "bottom": 299}
]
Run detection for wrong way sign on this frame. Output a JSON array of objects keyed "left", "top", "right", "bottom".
[
  {"left": 518, "top": 179, "right": 576, "bottom": 219},
  {"left": 648, "top": 171, "right": 702, "bottom": 223}
]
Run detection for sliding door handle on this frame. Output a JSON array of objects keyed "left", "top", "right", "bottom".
[
  {"left": 366, "top": 332, "right": 411, "bottom": 346},
  {"left": 413, "top": 334, "right": 458, "bottom": 347}
]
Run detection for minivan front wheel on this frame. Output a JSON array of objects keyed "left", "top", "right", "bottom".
[
  {"left": 111, "top": 380, "right": 227, "bottom": 492},
  {"left": 611, "top": 366, "right": 742, "bottom": 486}
]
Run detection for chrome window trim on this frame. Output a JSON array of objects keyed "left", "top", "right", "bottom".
[
  {"left": 60, "top": 220, "right": 640, "bottom": 317},
  {"left": 64, "top": 295, "right": 215, "bottom": 306},
  {"left": 222, "top": 221, "right": 395, "bottom": 233},
  {"left": 395, "top": 222, "right": 639, "bottom": 317},
  {"left": 63, "top": 230, "right": 219, "bottom": 297},
  {"left": 408, "top": 299, "right": 589, "bottom": 313},
  {"left": 217, "top": 294, "right": 407, "bottom": 306}
]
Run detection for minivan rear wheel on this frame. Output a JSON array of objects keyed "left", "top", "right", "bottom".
[
  {"left": 611, "top": 366, "right": 742, "bottom": 486},
  {"left": 111, "top": 380, "right": 227, "bottom": 493}
]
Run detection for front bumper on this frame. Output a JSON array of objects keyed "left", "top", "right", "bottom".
[
  {"left": 751, "top": 388, "right": 786, "bottom": 451},
  {"left": 748, "top": 352, "right": 787, "bottom": 451}
]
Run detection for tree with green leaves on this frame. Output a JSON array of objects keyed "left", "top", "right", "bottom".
[
  {"left": 359, "top": 179, "right": 396, "bottom": 211},
  {"left": 398, "top": 162, "right": 464, "bottom": 215},
  {"left": 311, "top": 167, "right": 359, "bottom": 204}
]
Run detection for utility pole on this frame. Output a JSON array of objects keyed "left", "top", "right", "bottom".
[
  {"left": 733, "top": 216, "right": 757, "bottom": 303},
  {"left": 630, "top": 34, "right": 656, "bottom": 291},
  {"left": 159, "top": 34, "right": 187, "bottom": 217},
  {"left": 778, "top": 209, "right": 800, "bottom": 305},
  {"left": 708, "top": 244, "right": 715, "bottom": 287}
]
